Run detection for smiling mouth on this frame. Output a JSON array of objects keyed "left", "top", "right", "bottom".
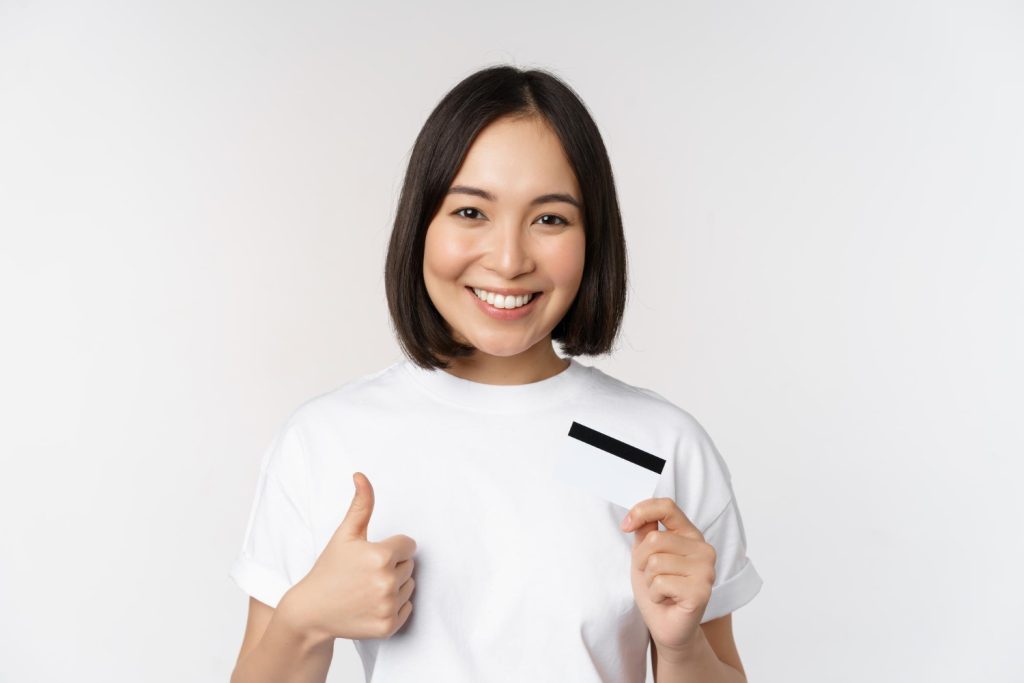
[
  {"left": 464, "top": 286, "right": 543, "bottom": 297},
  {"left": 464, "top": 286, "right": 543, "bottom": 309}
]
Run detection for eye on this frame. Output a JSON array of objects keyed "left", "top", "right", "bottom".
[
  {"left": 452, "top": 208, "right": 570, "bottom": 226},
  {"left": 453, "top": 207, "right": 486, "bottom": 220},
  {"left": 536, "top": 214, "right": 570, "bottom": 226}
]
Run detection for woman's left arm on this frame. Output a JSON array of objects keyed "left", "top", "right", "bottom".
[
  {"left": 651, "top": 614, "right": 748, "bottom": 683},
  {"left": 622, "top": 496, "right": 751, "bottom": 683}
]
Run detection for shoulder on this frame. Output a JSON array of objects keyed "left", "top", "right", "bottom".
[
  {"left": 584, "top": 364, "right": 712, "bottom": 441},
  {"left": 281, "top": 359, "right": 409, "bottom": 435},
  {"left": 584, "top": 365, "right": 737, "bottom": 525}
]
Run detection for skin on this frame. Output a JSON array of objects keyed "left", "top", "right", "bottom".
[
  {"left": 421, "top": 114, "right": 748, "bottom": 679},
  {"left": 422, "top": 114, "right": 585, "bottom": 385},
  {"left": 625, "top": 499, "right": 748, "bottom": 680},
  {"left": 233, "top": 113, "right": 747, "bottom": 682}
]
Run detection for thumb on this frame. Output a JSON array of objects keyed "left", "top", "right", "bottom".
[
  {"left": 334, "top": 471, "right": 375, "bottom": 541},
  {"left": 632, "top": 519, "right": 658, "bottom": 550}
]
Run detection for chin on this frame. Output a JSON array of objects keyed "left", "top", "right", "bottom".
[
  {"left": 463, "top": 335, "right": 536, "bottom": 358},
  {"left": 469, "top": 344, "right": 529, "bottom": 358}
]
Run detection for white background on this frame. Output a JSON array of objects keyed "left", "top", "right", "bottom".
[{"left": 1, "top": 1, "right": 1022, "bottom": 681}]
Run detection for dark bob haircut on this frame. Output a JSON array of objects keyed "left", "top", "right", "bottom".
[{"left": 384, "top": 64, "right": 628, "bottom": 370}]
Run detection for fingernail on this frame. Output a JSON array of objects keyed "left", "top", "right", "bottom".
[{"left": 620, "top": 513, "right": 631, "bottom": 530}]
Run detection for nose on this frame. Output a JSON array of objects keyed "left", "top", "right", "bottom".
[{"left": 481, "top": 220, "right": 535, "bottom": 280}]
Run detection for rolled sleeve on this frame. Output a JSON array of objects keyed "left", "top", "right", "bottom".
[
  {"left": 229, "top": 418, "right": 318, "bottom": 609},
  {"left": 700, "top": 495, "right": 764, "bottom": 622}
]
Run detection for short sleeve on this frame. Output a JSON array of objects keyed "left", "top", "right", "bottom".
[
  {"left": 642, "top": 396, "right": 764, "bottom": 623},
  {"left": 229, "top": 418, "right": 318, "bottom": 609},
  {"left": 699, "top": 494, "right": 764, "bottom": 622}
]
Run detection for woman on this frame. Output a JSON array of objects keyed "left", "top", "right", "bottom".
[{"left": 229, "top": 64, "right": 763, "bottom": 683}]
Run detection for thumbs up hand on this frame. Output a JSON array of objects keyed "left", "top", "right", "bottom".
[{"left": 285, "top": 472, "right": 417, "bottom": 642}]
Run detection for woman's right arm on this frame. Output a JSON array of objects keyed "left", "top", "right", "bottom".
[
  {"left": 230, "top": 472, "right": 417, "bottom": 681},
  {"left": 230, "top": 590, "right": 334, "bottom": 683}
]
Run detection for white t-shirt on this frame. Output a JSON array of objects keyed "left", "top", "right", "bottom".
[{"left": 229, "top": 357, "right": 763, "bottom": 682}]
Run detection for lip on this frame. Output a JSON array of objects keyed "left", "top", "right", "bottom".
[
  {"left": 468, "top": 285, "right": 539, "bottom": 297},
  {"left": 465, "top": 286, "right": 542, "bottom": 321}
]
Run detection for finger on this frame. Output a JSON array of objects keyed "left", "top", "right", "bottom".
[
  {"left": 622, "top": 497, "right": 702, "bottom": 540},
  {"left": 396, "top": 575, "right": 416, "bottom": 605},
  {"left": 377, "top": 533, "right": 418, "bottom": 564},
  {"left": 633, "top": 532, "right": 712, "bottom": 572},
  {"left": 640, "top": 552, "right": 689, "bottom": 582},
  {"left": 632, "top": 519, "right": 659, "bottom": 550},
  {"left": 395, "top": 556, "right": 416, "bottom": 584},
  {"left": 639, "top": 552, "right": 716, "bottom": 587},
  {"left": 649, "top": 573, "right": 712, "bottom": 612},
  {"left": 334, "top": 471, "right": 375, "bottom": 541},
  {"left": 394, "top": 598, "right": 413, "bottom": 630}
]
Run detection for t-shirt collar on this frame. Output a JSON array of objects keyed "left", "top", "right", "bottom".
[{"left": 400, "top": 356, "right": 593, "bottom": 414}]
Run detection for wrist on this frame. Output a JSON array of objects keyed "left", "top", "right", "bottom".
[
  {"left": 655, "top": 628, "right": 710, "bottom": 666},
  {"left": 276, "top": 581, "right": 333, "bottom": 648}
]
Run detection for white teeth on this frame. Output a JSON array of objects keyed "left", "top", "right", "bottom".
[{"left": 472, "top": 287, "right": 535, "bottom": 309}]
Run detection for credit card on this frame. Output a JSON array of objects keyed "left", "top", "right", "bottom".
[{"left": 552, "top": 421, "right": 666, "bottom": 511}]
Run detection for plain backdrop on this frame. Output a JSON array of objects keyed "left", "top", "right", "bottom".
[{"left": 1, "top": 1, "right": 1022, "bottom": 681}]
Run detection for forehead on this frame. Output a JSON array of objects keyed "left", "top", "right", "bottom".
[{"left": 450, "top": 116, "right": 580, "bottom": 200}]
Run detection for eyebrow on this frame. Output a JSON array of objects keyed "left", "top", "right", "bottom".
[{"left": 447, "top": 185, "right": 582, "bottom": 210}]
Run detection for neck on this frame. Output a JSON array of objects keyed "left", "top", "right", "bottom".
[{"left": 438, "top": 338, "right": 569, "bottom": 386}]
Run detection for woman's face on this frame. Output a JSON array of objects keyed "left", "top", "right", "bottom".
[{"left": 423, "top": 115, "right": 586, "bottom": 359}]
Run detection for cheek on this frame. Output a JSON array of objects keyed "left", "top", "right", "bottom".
[
  {"left": 548, "top": 232, "right": 586, "bottom": 287},
  {"left": 423, "top": 223, "right": 472, "bottom": 280}
]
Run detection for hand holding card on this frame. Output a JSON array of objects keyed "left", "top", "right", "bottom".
[{"left": 621, "top": 497, "right": 716, "bottom": 661}]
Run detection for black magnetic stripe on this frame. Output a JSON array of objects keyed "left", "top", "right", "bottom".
[{"left": 566, "top": 421, "right": 666, "bottom": 474}]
